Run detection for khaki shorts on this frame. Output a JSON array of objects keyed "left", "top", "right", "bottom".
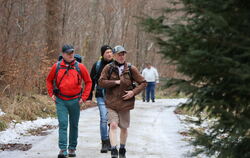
[{"left": 107, "top": 108, "right": 130, "bottom": 129}]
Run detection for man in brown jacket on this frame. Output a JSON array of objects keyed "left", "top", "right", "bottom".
[{"left": 99, "top": 45, "right": 146, "bottom": 158}]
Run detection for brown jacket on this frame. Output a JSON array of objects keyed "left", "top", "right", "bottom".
[{"left": 98, "top": 62, "right": 146, "bottom": 111}]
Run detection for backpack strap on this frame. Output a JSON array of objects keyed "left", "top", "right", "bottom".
[
  {"left": 55, "top": 60, "right": 62, "bottom": 75},
  {"left": 127, "top": 63, "right": 133, "bottom": 81},
  {"left": 74, "top": 61, "right": 82, "bottom": 77},
  {"left": 54, "top": 61, "right": 83, "bottom": 98},
  {"left": 107, "top": 62, "right": 133, "bottom": 80},
  {"left": 56, "top": 60, "right": 81, "bottom": 76},
  {"left": 95, "top": 60, "right": 102, "bottom": 73}
]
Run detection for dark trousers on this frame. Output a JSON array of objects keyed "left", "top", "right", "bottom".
[{"left": 146, "top": 82, "right": 156, "bottom": 102}]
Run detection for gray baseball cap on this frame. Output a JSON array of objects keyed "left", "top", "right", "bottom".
[{"left": 113, "top": 45, "right": 127, "bottom": 54}]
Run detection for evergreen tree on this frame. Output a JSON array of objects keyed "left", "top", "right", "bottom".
[{"left": 142, "top": 0, "right": 250, "bottom": 157}]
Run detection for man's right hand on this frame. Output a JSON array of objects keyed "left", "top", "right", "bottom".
[
  {"left": 85, "top": 100, "right": 92, "bottom": 103},
  {"left": 52, "top": 95, "right": 56, "bottom": 101}
]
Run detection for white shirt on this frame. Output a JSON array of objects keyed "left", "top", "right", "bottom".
[
  {"left": 118, "top": 65, "right": 124, "bottom": 76},
  {"left": 142, "top": 67, "right": 159, "bottom": 83}
]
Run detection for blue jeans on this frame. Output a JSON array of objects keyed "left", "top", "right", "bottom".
[
  {"left": 56, "top": 97, "right": 80, "bottom": 150},
  {"left": 146, "top": 82, "right": 156, "bottom": 102},
  {"left": 96, "top": 97, "right": 109, "bottom": 140}
]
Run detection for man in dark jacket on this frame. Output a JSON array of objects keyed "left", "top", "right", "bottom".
[
  {"left": 47, "top": 44, "right": 92, "bottom": 158},
  {"left": 86, "top": 45, "right": 113, "bottom": 153},
  {"left": 99, "top": 45, "right": 146, "bottom": 158}
]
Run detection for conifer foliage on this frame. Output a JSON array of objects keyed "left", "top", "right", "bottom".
[{"left": 142, "top": 0, "right": 250, "bottom": 157}]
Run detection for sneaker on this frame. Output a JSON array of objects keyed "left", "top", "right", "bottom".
[
  {"left": 101, "top": 139, "right": 110, "bottom": 153},
  {"left": 68, "top": 149, "right": 76, "bottom": 157},
  {"left": 111, "top": 148, "right": 118, "bottom": 158},
  {"left": 119, "top": 148, "right": 126, "bottom": 158},
  {"left": 58, "top": 150, "right": 67, "bottom": 158}
]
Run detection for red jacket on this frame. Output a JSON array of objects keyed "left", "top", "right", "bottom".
[{"left": 46, "top": 60, "right": 92, "bottom": 101}]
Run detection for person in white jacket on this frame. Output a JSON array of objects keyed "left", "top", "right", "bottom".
[{"left": 142, "top": 63, "right": 159, "bottom": 102}]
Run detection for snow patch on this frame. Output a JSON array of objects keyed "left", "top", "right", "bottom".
[
  {"left": 0, "top": 117, "right": 57, "bottom": 144},
  {"left": 0, "top": 109, "right": 5, "bottom": 116}
]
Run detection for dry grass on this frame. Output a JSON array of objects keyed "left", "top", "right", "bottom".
[{"left": 0, "top": 94, "right": 56, "bottom": 131}]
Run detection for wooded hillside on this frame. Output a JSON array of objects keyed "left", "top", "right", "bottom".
[{"left": 0, "top": 0, "right": 181, "bottom": 96}]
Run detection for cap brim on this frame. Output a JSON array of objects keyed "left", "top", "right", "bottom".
[
  {"left": 117, "top": 50, "right": 127, "bottom": 53},
  {"left": 64, "top": 49, "right": 74, "bottom": 53}
]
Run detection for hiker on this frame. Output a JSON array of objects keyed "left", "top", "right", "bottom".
[
  {"left": 142, "top": 63, "right": 159, "bottom": 102},
  {"left": 86, "top": 45, "right": 113, "bottom": 153},
  {"left": 46, "top": 44, "right": 92, "bottom": 158},
  {"left": 99, "top": 45, "right": 146, "bottom": 158}
]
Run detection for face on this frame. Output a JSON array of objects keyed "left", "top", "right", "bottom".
[
  {"left": 146, "top": 64, "right": 151, "bottom": 69},
  {"left": 62, "top": 51, "right": 75, "bottom": 63},
  {"left": 103, "top": 49, "right": 113, "bottom": 61},
  {"left": 114, "top": 51, "right": 126, "bottom": 64}
]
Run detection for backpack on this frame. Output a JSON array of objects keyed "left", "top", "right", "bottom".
[
  {"left": 95, "top": 60, "right": 133, "bottom": 80},
  {"left": 58, "top": 54, "right": 83, "bottom": 63},
  {"left": 53, "top": 54, "right": 83, "bottom": 98},
  {"left": 95, "top": 61, "right": 135, "bottom": 97},
  {"left": 56, "top": 54, "right": 82, "bottom": 76}
]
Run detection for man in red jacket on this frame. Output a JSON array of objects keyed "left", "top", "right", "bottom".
[{"left": 46, "top": 44, "right": 92, "bottom": 158}]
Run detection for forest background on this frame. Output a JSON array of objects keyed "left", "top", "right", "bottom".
[{"left": 0, "top": 0, "right": 182, "bottom": 124}]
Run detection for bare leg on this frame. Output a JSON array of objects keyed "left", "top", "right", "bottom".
[
  {"left": 120, "top": 128, "right": 128, "bottom": 145},
  {"left": 109, "top": 122, "right": 118, "bottom": 146}
]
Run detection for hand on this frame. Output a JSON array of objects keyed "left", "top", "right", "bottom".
[
  {"left": 115, "top": 80, "right": 120, "bottom": 85},
  {"left": 79, "top": 98, "right": 83, "bottom": 105},
  {"left": 79, "top": 99, "right": 86, "bottom": 111},
  {"left": 84, "top": 100, "right": 92, "bottom": 107},
  {"left": 52, "top": 95, "right": 56, "bottom": 101},
  {"left": 122, "top": 90, "right": 134, "bottom": 100},
  {"left": 85, "top": 100, "right": 92, "bottom": 103}
]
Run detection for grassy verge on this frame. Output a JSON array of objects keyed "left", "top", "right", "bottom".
[{"left": 0, "top": 94, "right": 56, "bottom": 131}]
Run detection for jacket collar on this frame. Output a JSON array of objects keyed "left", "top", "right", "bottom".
[
  {"left": 112, "top": 61, "right": 129, "bottom": 73},
  {"left": 61, "top": 59, "right": 76, "bottom": 67}
]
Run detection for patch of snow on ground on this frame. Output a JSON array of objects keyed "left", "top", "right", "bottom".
[
  {"left": 0, "top": 99, "right": 197, "bottom": 158},
  {"left": 0, "top": 109, "right": 5, "bottom": 116},
  {"left": 0, "top": 117, "right": 57, "bottom": 144}
]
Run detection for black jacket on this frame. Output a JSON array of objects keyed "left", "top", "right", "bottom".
[{"left": 87, "top": 58, "right": 113, "bottom": 100}]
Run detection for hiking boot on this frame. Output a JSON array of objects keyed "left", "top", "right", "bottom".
[
  {"left": 58, "top": 150, "right": 67, "bottom": 158},
  {"left": 68, "top": 149, "right": 76, "bottom": 157},
  {"left": 107, "top": 139, "right": 111, "bottom": 151},
  {"left": 101, "top": 139, "right": 110, "bottom": 153},
  {"left": 119, "top": 148, "right": 126, "bottom": 158},
  {"left": 111, "top": 148, "right": 118, "bottom": 158}
]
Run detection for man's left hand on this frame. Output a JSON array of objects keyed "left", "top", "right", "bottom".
[{"left": 122, "top": 90, "right": 134, "bottom": 100}]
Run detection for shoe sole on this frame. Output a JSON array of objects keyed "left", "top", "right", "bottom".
[
  {"left": 68, "top": 154, "right": 76, "bottom": 157},
  {"left": 58, "top": 155, "right": 67, "bottom": 158}
]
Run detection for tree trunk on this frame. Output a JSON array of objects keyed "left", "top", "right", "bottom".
[{"left": 45, "top": 0, "right": 61, "bottom": 58}]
